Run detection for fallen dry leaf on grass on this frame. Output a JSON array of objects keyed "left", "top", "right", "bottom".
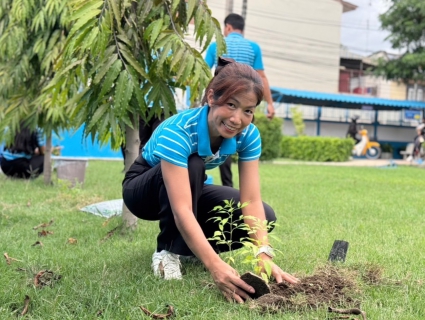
[
  {"left": 140, "top": 305, "right": 175, "bottom": 319},
  {"left": 102, "top": 218, "right": 111, "bottom": 227},
  {"left": 33, "top": 219, "right": 54, "bottom": 230},
  {"left": 3, "top": 252, "right": 22, "bottom": 265},
  {"left": 100, "top": 226, "right": 119, "bottom": 243},
  {"left": 31, "top": 241, "right": 43, "bottom": 247},
  {"left": 34, "top": 270, "right": 62, "bottom": 287},
  {"left": 21, "top": 295, "right": 30, "bottom": 316},
  {"left": 67, "top": 238, "right": 78, "bottom": 244},
  {"left": 328, "top": 307, "right": 367, "bottom": 320},
  {"left": 38, "top": 230, "right": 54, "bottom": 237}
]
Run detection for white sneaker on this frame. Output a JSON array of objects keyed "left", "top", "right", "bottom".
[{"left": 151, "top": 250, "right": 182, "bottom": 280}]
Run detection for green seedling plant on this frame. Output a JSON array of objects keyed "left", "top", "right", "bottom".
[{"left": 207, "top": 199, "right": 281, "bottom": 283}]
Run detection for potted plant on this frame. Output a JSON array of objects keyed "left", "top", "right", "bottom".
[{"left": 380, "top": 143, "right": 393, "bottom": 159}]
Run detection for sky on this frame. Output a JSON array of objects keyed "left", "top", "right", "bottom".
[{"left": 340, "top": 0, "right": 398, "bottom": 56}]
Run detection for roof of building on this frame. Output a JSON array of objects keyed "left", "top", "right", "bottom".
[
  {"left": 337, "top": 0, "right": 357, "bottom": 13},
  {"left": 271, "top": 87, "right": 425, "bottom": 110},
  {"left": 340, "top": 46, "right": 376, "bottom": 67}
]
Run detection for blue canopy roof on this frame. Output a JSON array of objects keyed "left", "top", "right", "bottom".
[{"left": 271, "top": 87, "right": 425, "bottom": 111}]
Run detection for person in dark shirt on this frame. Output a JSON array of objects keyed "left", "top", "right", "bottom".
[{"left": 1, "top": 124, "right": 44, "bottom": 179}]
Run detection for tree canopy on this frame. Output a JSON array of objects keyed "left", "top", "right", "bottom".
[
  {"left": 0, "top": 0, "right": 70, "bottom": 140},
  {"left": 374, "top": 0, "right": 425, "bottom": 82},
  {"left": 45, "top": 0, "right": 225, "bottom": 148}
]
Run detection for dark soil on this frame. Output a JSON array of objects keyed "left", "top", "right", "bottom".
[
  {"left": 249, "top": 264, "right": 362, "bottom": 313},
  {"left": 240, "top": 272, "right": 271, "bottom": 299}
]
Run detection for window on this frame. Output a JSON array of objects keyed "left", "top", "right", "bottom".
[
  {"left": 407, "top": 88, "right": 415, "bottom": 100},
  {"left": 417, "top": 89, "right": 423, "bottom": 101}
]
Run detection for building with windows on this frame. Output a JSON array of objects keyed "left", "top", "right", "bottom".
[
  {"left": 194, "top": 1, "right": 425, "bottom": 158},
  {"left": 204, "top": 0, "right": 356, "bottom": 93}
]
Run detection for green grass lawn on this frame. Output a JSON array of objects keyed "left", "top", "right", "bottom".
[{"left": 1, "top": 161, "right": 425, "bottom": 319}]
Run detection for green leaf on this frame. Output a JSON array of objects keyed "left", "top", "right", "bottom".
[
  {"left": 116, "top": 33, "right": 132, "bottom": 47},
  {"left": 213, "top": 231, "right": 222, "bottom": 237},
  {"left": 93, "top": 54, "right": 118, "bottom": 84},
  {"left": 98, "top": 59, "right": 122, "bottom": 99},
  {"left": 70, "top": 0, "right": 104, "bottom": 21},
  {"left": 264, "top": 261, "right": 272, "bottom": 277},
  {"left": 109, "top": 0, "right": 123, "bottom": 30},
  {"left": 186, "top": 0, "right": 196, "bottom": 24},
  {"left": 157, "top": 41, "right": 173, "bottom": 66},
  {"left": 68, "top": 8, "right": 102, "bottom": 38},
  {"left": 155, "top": 33, "right": 177, "bottom": 50},
  {"left": 170, "top": 45, "right": 185, "bottom": 70},
  {"left": 171, "top": 0, "right": 180, "bottom": 14},
  {"left": 119, "top": 46, "right": 149, "bottom": 79},
  {"left": 87, "top": 103, "right": 109, "bottom": 132},
  {"left": 121, "top": 73, "right": 134, "bottom": 112},
  {"left": 114, "top": 70, "right": 128, "bottom": 112},
  {"left": 81, "top": 26, "right": 100, "bottom": 50},
  {"left": 145, "top": 18, "right": 164, "bottom": 47}
]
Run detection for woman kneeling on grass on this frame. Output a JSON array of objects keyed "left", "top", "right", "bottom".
[
  {"left": 122, "top": 58, "right": 298, "bottom": 303},
  {"left": 1, "top": 124, "right": 44, "bottom": 179}
]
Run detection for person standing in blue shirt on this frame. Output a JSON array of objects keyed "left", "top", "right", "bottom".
[
  {"left": 205, "top": 13, "right": 275, "bottom": 187},
  {"left": 122, "top": 60, "right": 298, "bottom": 303},
  {"left": 1, "top": 124, "right": 45, "bottom": 179}
]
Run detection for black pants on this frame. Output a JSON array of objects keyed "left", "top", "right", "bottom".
[
  {"left": 219, "top": 156, "right": 233, "bottom": 187},
  {"left": 348, "top": 133, "right": 360, "bottom": 145},
  {"left": 122, "top": 154, "right": 276, "bottom": 256},
  {"left": 0, "top": 155, "right": 44, "bottom": 179}
]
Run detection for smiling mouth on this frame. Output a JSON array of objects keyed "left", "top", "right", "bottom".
[{"left": 222, "top": 122, "right": 238, "bottom": 132}]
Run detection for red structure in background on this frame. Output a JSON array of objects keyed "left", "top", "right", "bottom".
[
  {"left": 339, "top": 57, "right": 375, "bottom": 96},
  {"left": 339, "top": 70, "right": 351, "bottom": 93}
]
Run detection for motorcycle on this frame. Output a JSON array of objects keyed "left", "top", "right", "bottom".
[{"left": 352, "top": 129, "right": 381, "bottom": 159}]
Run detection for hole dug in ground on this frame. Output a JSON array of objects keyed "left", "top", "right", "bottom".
[{"left": 245, "top": 263, "right": 395, "bottom": 316}]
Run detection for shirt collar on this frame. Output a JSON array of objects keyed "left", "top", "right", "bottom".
[
  {"left": 197, "top": 105, "right": 237, "bottom": 157},
  {"left": 227, "top": 32, "right": 244, "bottom": 39}
]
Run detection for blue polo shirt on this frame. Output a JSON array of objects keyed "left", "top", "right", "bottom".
[
  {"left": 142, "top": 105, "right": 261, "bottom": 169},
  {"left": 205, "top": 32, "right": 264, "bottom": 70}
]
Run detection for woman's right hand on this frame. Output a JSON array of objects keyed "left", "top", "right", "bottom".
[{"left": 208, "top": 260, "right": 255, "bottom": 303}]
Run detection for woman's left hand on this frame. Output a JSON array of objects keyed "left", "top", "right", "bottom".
[
  {"left": 257, "top": 256, "right": 299, "bottom": 284},
  {"left": 269, "top": 262, "right": 299, "bottom": 284}
]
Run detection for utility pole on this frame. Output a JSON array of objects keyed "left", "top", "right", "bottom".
[
  {"left": 225, "top": 0, "right": 233, "bottom": 16},
  {"left": 242, "top": 0, "right": 248, "bottom": 20}
]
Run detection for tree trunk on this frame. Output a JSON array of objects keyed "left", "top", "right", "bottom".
[
  {"left": 43, "top": 132, "right": 53, "bottom": 186},
  {"left": 121, "top": 117, "right": 140, "bottom": 231}
]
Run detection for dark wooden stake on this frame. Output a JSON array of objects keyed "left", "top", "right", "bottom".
[{"left": 328, "top": 240, "right": 349, "bottom": 262}]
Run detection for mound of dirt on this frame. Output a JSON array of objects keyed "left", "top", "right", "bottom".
[{"left": 250, "top": 265, "right": 361, "bottom": 313}]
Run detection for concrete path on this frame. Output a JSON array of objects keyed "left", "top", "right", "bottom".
[{"left": 272, "top": 158, "right": 424, "bottom": 167}]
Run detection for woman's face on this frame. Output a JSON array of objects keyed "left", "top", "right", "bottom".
[{"left": 207, "top": 89, "right": 257, "bottom": 140}]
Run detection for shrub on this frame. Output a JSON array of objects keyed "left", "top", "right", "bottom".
[
  {"left": 290, "top": 105, "right": 305, "bottom": 136},
  {"left": 254, "top": 113, "right": 283, "bottom": 161},
  {"left": 281, "top": 136, "right": 354, "bottom": 162}
]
